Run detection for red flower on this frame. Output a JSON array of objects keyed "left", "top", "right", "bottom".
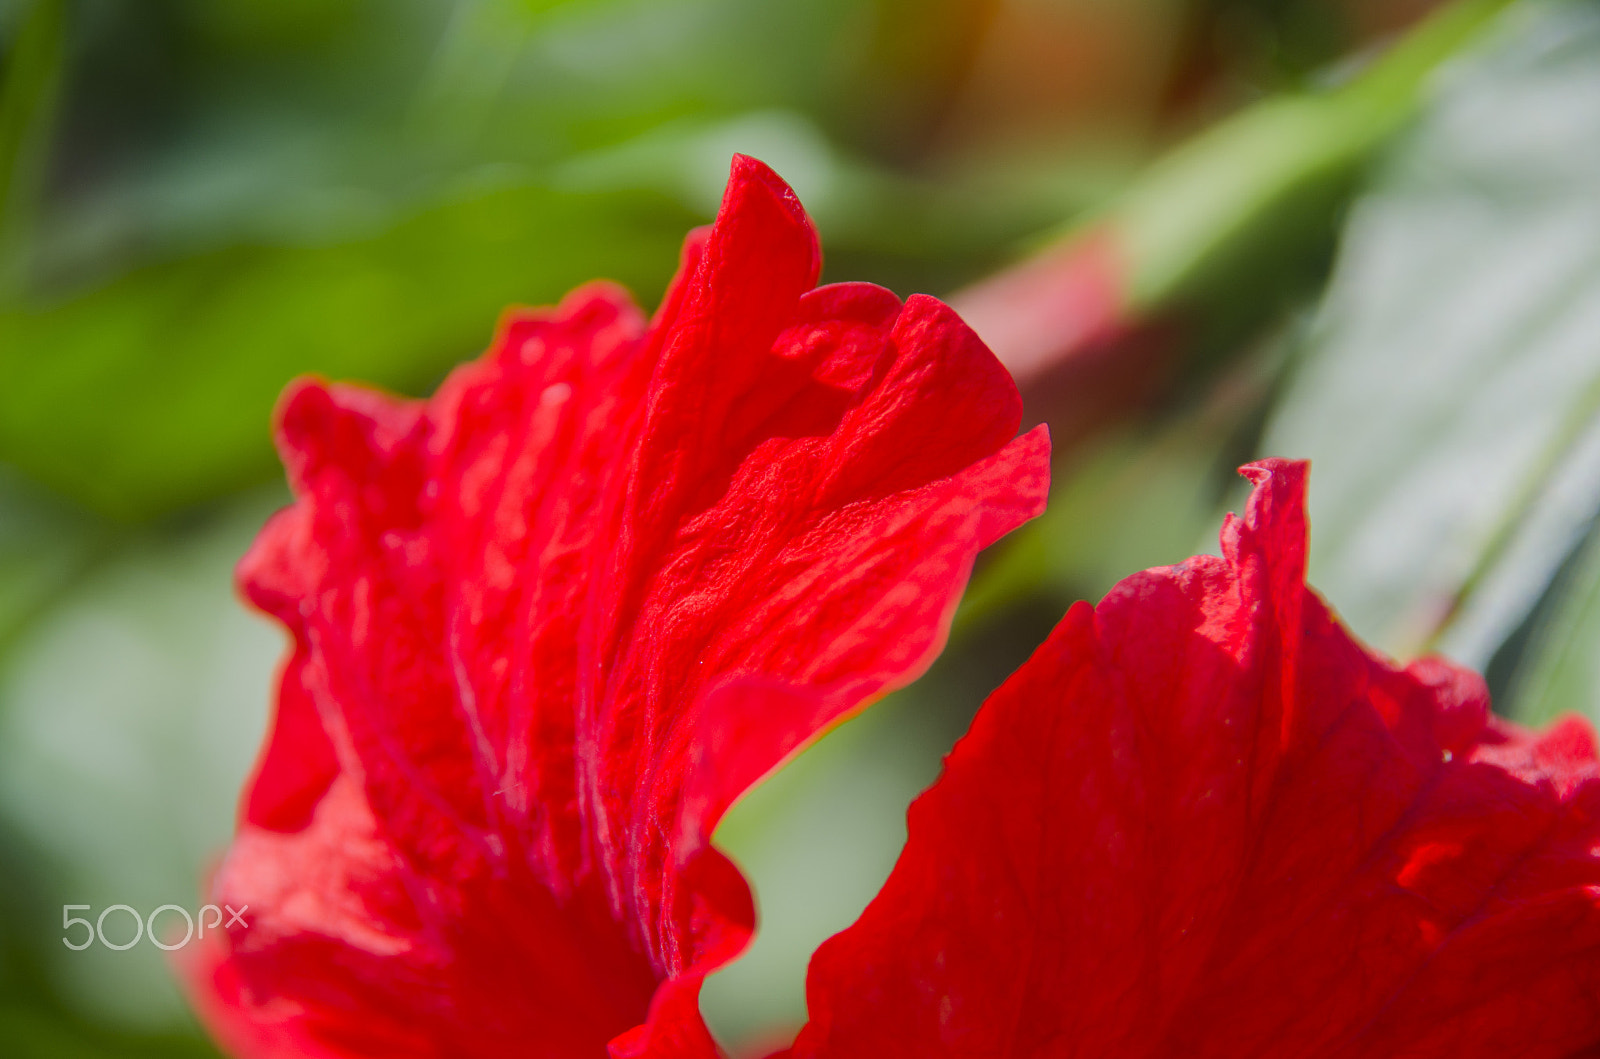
[
  {"left": 783, "top": 459, "right": 1600, "bottom": 1059},
  {"left": 186, "top": 156, "right": 1051, "bottom": 1059}
]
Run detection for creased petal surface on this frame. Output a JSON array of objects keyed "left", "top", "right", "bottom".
[
  {"left": 191, "top": 156, "right": 1050, "bottom": 1058},
  {"left": 785, "top": 459, "right": 1600, "bottom": 1059}
]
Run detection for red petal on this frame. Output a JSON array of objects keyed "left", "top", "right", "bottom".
[
  {"left": 192, "top": 155, "right": 1050, "bottom": 1058},
  {"left": 785, "top": 459, "right": 1600, "bottom": 1059}
]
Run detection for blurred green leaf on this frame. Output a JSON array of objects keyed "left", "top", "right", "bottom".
[
  {"left": 705, "top": 691, "right": 958, "bottom": 1051},
  {"left": 0, "top": 467, "right": 107, "bottom": 651},
  {"left": 1, "top": 0, "right": 1112, "bottom": 522},
  {"left": 0, "top": 1003, "right": 219, "bottom": 1059},
  {"left": 960, "top": 347, "right": 1277, "bottom": 627},
  {"left": 947, "top": 0, "right": 1519, "bottom": 447},
  {"left": 1110, "top": 0, "right": 1516, "bottom": 358},
  {"left": 1259, "top": 0, "right": 1600, "bottom": 680},
  {"left": 0, "top": 0, "right": 65, "bottom": 288},
  {"left": 1504, "top": 515, "right": 1600, "bottom": 724},
  {"left": 0, "top": 180, "right": 697, "bottom": 519},
  {"left": 0, "top": 490, "right": 281, "bottom": 1034}
]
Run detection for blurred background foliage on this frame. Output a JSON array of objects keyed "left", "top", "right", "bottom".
[{"left": 2, "top": 0, "right": 1598, "bottom": 1055}]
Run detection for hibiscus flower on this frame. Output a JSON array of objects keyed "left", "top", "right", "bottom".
[
  {"left": 782, "top": 459, "right": 1600, "bottom": 1059},
  {"left": 185, "top": 156, "right": 1052, "bottom": 1058}
]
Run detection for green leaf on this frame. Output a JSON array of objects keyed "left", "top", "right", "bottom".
[
  {"left": 0, "top": 1004, "right": 219, "bottom": 1059},
  {"left": 0, "top": 0, "right": 66, "bottom": 290},
  {"left": 0, "top": 179, "right": 697, "bottom": 520},
  {"left": 704, "top": 690, "right": 960, "bottom": 1050},
  {"left": 1258, "top": 0, "right": 1600, "bottom": 679},
  {"left": 1115, "top": 0, "right": 1517, "bottom": 315},
  {"left": 0, "top": 490, "right": 283, "bottom": 1032},
  {"left": 0, "top": 467, "right": 106, "bottom": 652},
  {"left": 1504, "top": 517, "right": 1600, "bottom": 724},
  {"left": 959, "top": 362, "right": 1274, "bottom": 630}
]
